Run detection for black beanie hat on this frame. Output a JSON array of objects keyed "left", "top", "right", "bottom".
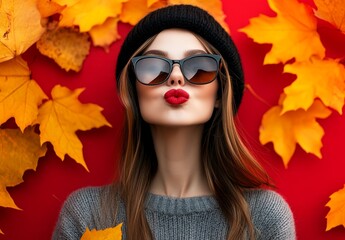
[{"left": 116, "top": 4, "right": 244, "bottom": 112}]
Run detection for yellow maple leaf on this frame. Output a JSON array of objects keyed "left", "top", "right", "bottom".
[
  {"left": 55, "top": 0, "right": 126, "bottom": 32},
  {"left": 326, "top": 184, "right": 345, "bottom": 231},
  {"left": 239, "top": 0, "right": 325, "bottom": 64},
  {"left": 0, "top": 57, "right": 48, "bottom": 131},
  {"left": 282, "top": 57, "right": 345, "bottom": 114},
  {"left": 37, "top": 0, "right": 65, "bottom": 18},
  {"left": 89, "top": 17, "right": 121, "bottom": 49},
  {"left": 314, "top": 0, "right": 345, "bottom": 33},
  {"left": 0, "top": 0, "right": 45, "bottom": 62},
  {"left": 36, "top": 27, "right": 90, "bottom": 72},
  {"left": 119, "top": 0, "right": 166, "bottom": 26},
  {"left": 259, "top": 96, "right": 331, "bottom": 167},
  {"left": 81, "top": 223, "right": 123, "bottom": 240},
  {"left": 168, "top": 0, "right": 229, "bottom": 32},
  {"left": 0, "top": 127, "right": 47, "bottom": 209},
  {"left": 36, "top": 85, "right": 111, "bottom": 170}
]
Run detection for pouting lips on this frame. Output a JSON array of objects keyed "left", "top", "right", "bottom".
[{"left": 164, "top": 89, "right": 190, "bottom": 105}]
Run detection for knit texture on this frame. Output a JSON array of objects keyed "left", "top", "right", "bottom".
[
  {"left": 52, "top": 186, "right": 296, "bottom": 239},
  {"left": 115, "top": 5, "right": 244, "bottom": 112}
]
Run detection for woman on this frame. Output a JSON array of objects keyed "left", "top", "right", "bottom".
[{"left": 53, "top": 5, "right": 295, "bottom": 240}]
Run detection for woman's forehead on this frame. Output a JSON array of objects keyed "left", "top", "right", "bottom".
[{"left": 145, "top": 28, "right": 207, "bottom": 58}]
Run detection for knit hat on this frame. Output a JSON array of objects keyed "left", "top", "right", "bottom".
[{"left": 116, "top": 4, "right": 244, "bottom": 112}]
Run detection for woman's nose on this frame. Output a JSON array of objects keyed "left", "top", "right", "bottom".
[{"left": 167, "top": 64, "right": 186, "bottom": 86}]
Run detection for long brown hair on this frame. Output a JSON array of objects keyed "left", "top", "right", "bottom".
[{"left": 114, "top": 33, "right": 271, "bottom": 240}]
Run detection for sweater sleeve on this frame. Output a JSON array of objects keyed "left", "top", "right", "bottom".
[{"left": 246, "top": 189, "right": 296, "bottom": 240}]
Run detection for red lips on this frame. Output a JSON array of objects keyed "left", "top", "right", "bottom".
[{"left": 164, "top": 89, "right": 189, "bottom": 105}]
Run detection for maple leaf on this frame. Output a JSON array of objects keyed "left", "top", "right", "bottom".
[
  {"left": 239, "top": 0, "right": 325, "bottom": 64},
  {"left": 89, "top": 17, "right": 121, "bottom": 49},
  {"left": 0, "top": 0, "right": 45, "bottom": 62},
  {"left": 37, "top": 0, "right": 65, "bottom": 18},
  {"left": 0, "top": 127, "right": 47, "bottom": 209},
  {"left": 259, "top": 96, "right": 331, "bottom": 167},
  {"left": 168, "top": 0, "right": 229, "bottom": 32},
  {"left": 314, "top": 0, "right": 345, "bottom": 33},
  {"left": 0, "top": 57, "right": 48, "bottom": 131},
  {"left": 282, "top": 57, "right": 345, "bottom": 114},
  {"left": 119, "top": 0, "right": 166, "bottom": 26},
  {"left": 80, "top": 223, "right": 123, "bottom": 240},
  {"left": 148, "top": 0, "right": 161, "bottom": 7},
  {"left": 326, "top": 184, "right": 345, "bottom": 231},
  {"left": 36, "top": 27, "right": 90, "bottom": 72},
  {"left": 55, "top": 0, "right": 127, "bottom": 32},
  {"left": 36, "top": 85, "right": 111, "bottom": 170}
]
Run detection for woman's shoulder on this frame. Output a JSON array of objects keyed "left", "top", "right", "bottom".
[
  {"left": 244, "top": 188, "right": 296, "bottom": 239},
  {"left": 59, "top": 185, "right": 114, "bottom": 219},
  {"left": 244, "top": 188, "right": 289, "bottom": 207},
  {"left": 62, "top": 184, "right": 119, "bottom": 216},
  {"left": 65, "top": 185, "right": 111, "bottom": 205},
  {"left": 52, "top": 185, "right": 118, "bottom": 239},
  {"left": 244, "top": 188, "right": 294, "bottom": 220}
]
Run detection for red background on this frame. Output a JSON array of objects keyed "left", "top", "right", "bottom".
[{"left": 1, "top": 0, "right": 345, "bottom": 239}]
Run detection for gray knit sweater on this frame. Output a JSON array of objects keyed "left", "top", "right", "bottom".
[{"left": 52, "top": 186, "right": 295, "bottom": 239}]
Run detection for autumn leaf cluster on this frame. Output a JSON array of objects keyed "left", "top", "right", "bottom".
[
  {"left": 240, "top": 0, "right": 345, "bottom": 232},
  {"left": 240, "top": 0, "right": 345, "bottom": 167},
  {"left": 0, "top": 0, "right": 123, "bottom": 220},
  {"left": 0, "top": 55, "right": 111, "bottom": 212},
  {"left": 36, "top": 0, "right": 229, "bottom": 72}
]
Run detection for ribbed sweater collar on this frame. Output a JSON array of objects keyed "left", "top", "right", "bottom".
[{"left": 145, "top": 193, "right": 219, "bottom": 215}]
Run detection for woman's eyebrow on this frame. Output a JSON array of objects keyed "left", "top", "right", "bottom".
[
  {"left": 184, "top": 49, "right": 207, "bottom": 56},
  {"left": 143, "top": 50, "right": 167, "bottom": 56},
  {"left": 143, "top": 49, "right": 207, "bottom": 58}
]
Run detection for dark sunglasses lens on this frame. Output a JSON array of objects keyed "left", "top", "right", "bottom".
[
  {"left": 135, "top": 58, "right": 170, "bottom": 85},
  {"left": 183, "top": 56, "right": 218, "bottom": 84}
]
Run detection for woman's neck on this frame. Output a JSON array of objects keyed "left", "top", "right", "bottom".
[{"left": 149, "top": 125, "right": 212, "bottom": 198}]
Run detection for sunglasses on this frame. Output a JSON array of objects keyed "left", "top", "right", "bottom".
[{"left": 131, "top": 54, "right": 221, "bottom": 85}]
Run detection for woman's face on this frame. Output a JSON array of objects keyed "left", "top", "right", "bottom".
[{"left": 135, "top": 28, "right": 219, "bottom": 127}]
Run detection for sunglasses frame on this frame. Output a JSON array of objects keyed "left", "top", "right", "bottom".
[{"left": 131, "top": 54, "right": 221, "bottom": 86}]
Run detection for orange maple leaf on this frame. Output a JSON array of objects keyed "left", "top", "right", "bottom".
[
  {"left": 37, "top": 0, "right": 65, "bottom": 18},
  {"left": 0, "top": 127, "right": 47, "bottom": 209},
  {"left": 168, "top": 0, "right": 229, "bottom": 32},
  {"left": 0, "top": 57, "right": 48, "bottom": 131},
  {"left": 314, "top": 0, "right": 345, "bottom": 33},
  {"left": 119, "top": 0, "right": 166, "bottom": 26},
  {"left": 326, "top": 184, "right": 345, "bottom": 231},
  {"left": 148, "top": 0, "right": 161, "bottom": 7},
  {"left": 282, "top": 57, "right": 345, "bottom": 114},
  {"left": 239, "top": 0, "right": 325, "bottom": 64},
  {"left": 259, "top": 96, "right": 331, "bottom": 167},
  {"left": 80, "top": 223, "right": 123, "bottom": 240},
  {"left": 89, "top": 17, "right": 121, "bottom": 49},
  {"left": 36, "top": 27, "right": 90, "bottom": 72},
  {"left": 0, "top": 0, "right": 45, "bottom": 62},
  {"left": 36, "top": 85, "right": 111, "bottom": 170},
  {"left": 55, "top": 0, "right": 127, "bottom": 32}
]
